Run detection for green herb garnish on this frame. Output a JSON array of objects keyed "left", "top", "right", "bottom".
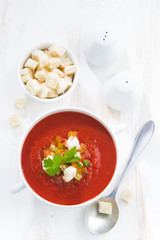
[
  {"left": 77, "top": 162, "right": 83, "bottom": 168},
  {"left": 83, "top": 160, "right": 90, "bottom": 167},
  {"left": 63, "top": 147, "right": 80, "bottom": 163},
  {"left": 43, "top": 147, "right": 80, "bottom": 176}
]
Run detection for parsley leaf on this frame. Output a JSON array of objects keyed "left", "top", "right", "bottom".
[
  {"left": 45, "top": 165, "right": 60, "bottom": 176},
  {"left": 43, "top": 154, "right": 64, "bottom": 176},
  {"left": 43, "top": 158, "right": 53, "bottom": 168},
  {"left": 63, "top": 147, "right": 80, "bottom": 163},
  {"left": 64, "top": 147, "right": 77, "bottom": 160},
  {"left": 64, "top": 156, "right": 80, "bottom": 163},
  {"left": 43, "top": 147, "right": 80, "bottom": 177}
]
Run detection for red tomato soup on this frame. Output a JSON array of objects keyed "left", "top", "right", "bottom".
[{"left": 21, "top": 112, "right": 117, "bottom": 205}]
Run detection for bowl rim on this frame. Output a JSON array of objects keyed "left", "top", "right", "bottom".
[
  {"left": 18, "top": 107, "right": 119, "bottom": 208},
  {"left": 18, "top": 42, "right": 79, "bottom": 103}
]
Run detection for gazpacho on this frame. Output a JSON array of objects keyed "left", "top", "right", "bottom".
[{"left": 21, "top": 112, "right": 117, "bottom": 205}]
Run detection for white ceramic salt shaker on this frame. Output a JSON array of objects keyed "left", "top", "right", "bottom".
[
  {"left": 102, "top": 71, "right": 142, "bottom": 111},
  {"left": 84, "top": 26, "right": 123, "bottom": 67}
]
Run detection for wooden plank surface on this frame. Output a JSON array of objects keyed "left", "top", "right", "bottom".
[{"left": 0, "top": 0, "right": 160, "bottom": 239}]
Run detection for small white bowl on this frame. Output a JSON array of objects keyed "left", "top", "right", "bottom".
[{"left": 18, "top": 42, "right": 79, "bottom": 103}]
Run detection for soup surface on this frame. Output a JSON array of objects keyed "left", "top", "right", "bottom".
[{"left": 21, "top": 112, "right": 117, "bottom": 205}]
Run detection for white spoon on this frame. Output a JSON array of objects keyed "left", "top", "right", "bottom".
[{"left": 85, "top": 121, "right": 155, "bottom": 235}]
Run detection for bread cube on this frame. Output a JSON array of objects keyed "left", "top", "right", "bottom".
[
  {"left": 65, "top": 136, "right": 80, "bottom": 150},
  {"left": 38, "top": 53, "right": 48, "bottom": 68},
  {"left": 32, "top": 50, "right": 48, "bottom": 68},
  {"left": 9, "top": 113, "right": 21, "bottom": 128},
  {"left": 21, "top": 75, "right": 33, "bottom": 84},
  {"left": 47, "top": 87, "right": 58, "bottom": 98},
  {"left": 33, "top": 49, "right": 46, "bottom": 58},
  {"left": 121, "top": 189, "right": 133, "bottom": 203},
  {"left": 57, "top": 78, "right": 68, "bottom": 95},
  {"left": 49, "top": 44, "right": 66, "bottom": 57},
  {"left": 24, "top": 58, "right": 38, "bottom": 70},
  {"left": 60, "top": 55, "right": 73, "bottom": 68},
  {"left": 36, "top": 65, "right": 49, "bottom": 72},
  {"left": 37, "top": 83, "right": 52, "bottom": 99},
  {"left": 64, "top": 75, "right": 73, "bottom": 88},
  {"left": 75, "top": 152, "right": 81, "bottom": 158},
  {"left": 26, "top": 79, "right": 41, "bottom": 95},
  {"left": 48, "top": 57, "right": 61, "bottom": 69},
  {"left": 52, "top": 68, "right": 65, "bottom": 78},
  {"left": 99, "top": 202, "right": 112, "bottom": 215},
  {"left": 35, "top": 69, "right": 47, "bottom": 83},
  {"left": 44, "top": 66, "right": 50, "bottom": 72},
  {"left": 14, "top": 98, "right": 26, "bottom": 108},
  {"left": 32, "top": 50, "right": 43, "bottom": 60},
  {"left": 45, "top": 72, "right": 59, "bottom": 89},
  {"left": 63, "top": 166, "right": 77, "bottom": 182},
  {"left": 63, "top": 65, "right": 76, "bottom": 75},
  {"left": 20, "top": 68, "right": 33, "bottom": 77},
  {"left": 44, "top": 50, "right": 51, "bottom": 57}
]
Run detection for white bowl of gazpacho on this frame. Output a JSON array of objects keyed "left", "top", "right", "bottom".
[{"left": 11, "top": 108, "right": 121, "bottom": 207}]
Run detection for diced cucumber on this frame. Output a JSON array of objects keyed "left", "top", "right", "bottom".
[
  {"left": 50, "top": 144, "right": 57, "bottom": 152},
  {"left": 83, "top": 160, "right": 90, "bottom": 167},
  {"left": 50, "top": 151, "right": 55, "bottom": 157},
  {"left": 60, "top": 164, "right": 68, "bottom": 171},
  {"left": 56, "top": 168, "right": 62, "bottom": 175},
  {"left": 74, "top": 173, "right": 82, "bottom": 181},
  {"left": 77, "top": 162, "right": 83, "bottom": 168}
]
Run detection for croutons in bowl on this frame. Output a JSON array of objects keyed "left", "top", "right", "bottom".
[{"left": 18, "top": 43, "right": 79, "bottom": 102}]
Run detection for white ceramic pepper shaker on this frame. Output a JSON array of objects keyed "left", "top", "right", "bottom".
[
  {"left": 102, "top": 71, "right": 142, "bottom": 111},
  {"left": 84, "top": 26, "right": 123, "bottom": 67}
]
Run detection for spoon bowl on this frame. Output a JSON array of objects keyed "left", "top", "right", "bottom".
[{"left": 85, "top": 196, "right": 119, "bottom": 235}]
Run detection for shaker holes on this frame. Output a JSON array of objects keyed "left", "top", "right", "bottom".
[{"left": 103, "top": 32, "right": 108, "bottom": 41}]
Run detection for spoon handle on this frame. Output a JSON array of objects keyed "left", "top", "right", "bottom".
[{"left": 111, "top": 121, "right": 155, "bottom": 197}]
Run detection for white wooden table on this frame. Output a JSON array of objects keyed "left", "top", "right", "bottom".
[{"left": 1, "top": 0, "right": 160, "bottom": 239}]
